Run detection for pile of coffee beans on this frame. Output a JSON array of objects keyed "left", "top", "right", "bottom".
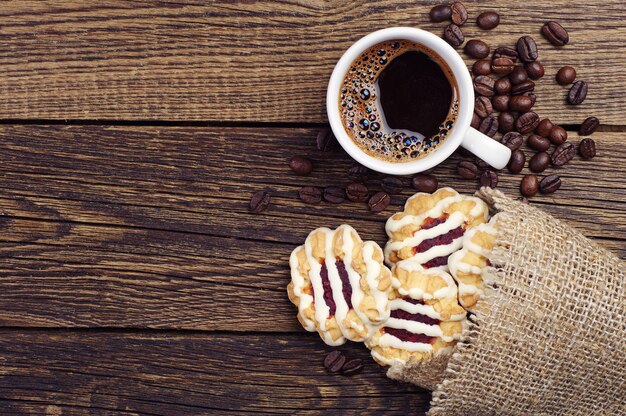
[{"left": 324, "top": 350, "right": 364, "bottom": 376}]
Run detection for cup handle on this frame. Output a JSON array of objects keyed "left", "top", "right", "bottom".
[{"left": 461, "top": 127, "right": 511, "bottom": 169}]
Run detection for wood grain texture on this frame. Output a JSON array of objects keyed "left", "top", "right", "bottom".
[
  {"left": 0, "top": 125, "right": 624, "bottom": 329},
  {"left": 0, "top": 0, "right": 625, "bottom": 123},
  {"left": 0, "top": 330, "right": 429, "bottom": 415}
]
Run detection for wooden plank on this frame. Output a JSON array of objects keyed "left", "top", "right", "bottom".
[
  {"left": 0, "top": 330, "right": 430, "bottom": 415},
  {"left": 0, "top": 1, "right": 624, "bottom": 123}
]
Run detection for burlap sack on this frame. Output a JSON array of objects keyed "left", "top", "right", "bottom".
[{"left": 389, "top": 188, "right": 625, "bottom": 415}]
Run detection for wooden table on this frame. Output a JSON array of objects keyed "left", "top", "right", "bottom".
[{"left": 1, "top": 1, "right": 624, "bottom": 414}]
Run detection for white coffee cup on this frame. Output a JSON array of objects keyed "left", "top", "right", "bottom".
[{"left": 327, "top": 27, "right": 511, "bottom": 175}]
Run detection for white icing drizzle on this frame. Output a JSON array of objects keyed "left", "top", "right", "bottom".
[
  {"left": 392, "top": 260, "right": 459, "bottom": 300},
  {"left": 389, "top": 298, "right": 466, "bottom": 322},
  {"left": 289, "top": 247, "right": 315, "bottom": 332},
  {"left": 378, "top": 333, "right": 434, "bottom": 352},
  {"left": 384, "top": 188, "right": 488, "bottom": 270}
]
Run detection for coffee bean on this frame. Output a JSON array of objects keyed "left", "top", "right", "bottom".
[
  {"left": 509, "top": 66, "right": 528, "bottom": 85},
  {"left": 525, "top": 61, "right": 544, "bottom": 79},
  {"left": 515, "top": 111, "right": 539, "bottom": 134},
  {"left": 412, "top": 174, "right": 438, "bottom": 193},
  {"left": 347, "top": 164, "right": 369, "bottom": 182},
  {"left": 299, "top": 186, "right": 322, "bottom": 204},
  {"left": 526, "top": 92, "right": 537, "bottom": 106},
  {"left": 381, "top": 177, "right": 403, "bottom": 194},
  {"left": 450, "top": 2, "right": 468, "bottom": 25},
  {"left": 479, "top": 116, "right": 498, "bottom": 137},
  {"left": 492, "top": 95, "right": 509, "bottom": 112},
  {"left": 529, "top": 151, "right": 550, "bottom": 172},
  {"left": 492, "top": 57, "right": 515, "bottom": 74},
  {"left": 536, "top": 118, "right": 554, "bottom": 137},
  {"left": 494, "top": 77, "right": 512, "bottom": 95},
  {"left": 317, "top": 127, "right": 338, "bottom": 152},
  {"left": 520, "top": 175, "right": 539, "bottom": 197},
  {"left": 472, "top": 59, "right": 492, "bottom": 76},
  {"left": 527, "top": 134, "right": 551, "bottom": 151},
  {"left": 517, "top": 36, "right": 538, "bottom": 63},
  {"left": 556, "top": 66, "right": 576, "bottom": 85},
  {"left": 443, "top": 24, "right": 464, "bottom": 47},
  {"left": 457, "top": 160, "right": 479, "bottom": 179},
  {"left": 509, "top": 95, "right": 533, "bottom": 112},
  {"left": 500, "top": 131, "right": 523, "bottom": 150},
  {"left": 464, "top": 40, "right": 490, "bottom": 59},
  {"left": 345, "top": 182, "right": 369, "bottom": 202},
  {"left": 368, "top": 191, "right": 390, "bottom": 212},
  {"left": 551, "top": 142, "right": 575, "bottom": 166},
  {"left": 541, "top": 21, "right": 569, "bottom": 46},
  {"left": 324, "top": 350, "right": 346, "bottom": 373},
  {"left": 539, "top": 175, "right": 562, "bottom": 194},
  {"left": 511, "top": 80, "right": 535, "bottom": 95},
  {"left": 508, "top": 149, "right": 526, "bottom": 174},
  {"left": 498, "top": 112, "right": 516, "bottom": 133},
  {"left": 429, "top": 4, "right": 452, "bottom": 22},
  {"left": 471, "top": 112, "right": 481, "bottom": 129},
  {"left": 567, "top": 81, "right": 588, "bottom": 105},
  {"left": 578, "top": 138, "right": 596, "bottom": 160},
  {"left": 480, "top": 170, "right": 498, "bottom": 188},
  {"left": 474, "top": 75, "right": 495, "bottom": 97},
  {"left": 323, "top": 186, "right": 346, "bottom": 204},
  {"left": 289, "top": 155, "right": 313, "bottom": 175},
  {"left": 476, "top": 11, "right": 500, "bottom": 30},
  {"left": 341, "top": 358, "right": 364, "bottom": 376},
  {"left": 549, "top": 126, "right": 568, "bottom": 145},
  {"left": 474, "top": 157, "right": 490, "bottom": 170},
  {"left": 493, "top": 47, "right": 518, "bottom": 62},
  {"left": 475, "top": 96, "right": 493, "bottom": 118},
  {"left": 579, "top": 117, "right": 599, "bottom": 136},
  {"left": 249, "top": 190, "right": 271, "bottom": 213}
]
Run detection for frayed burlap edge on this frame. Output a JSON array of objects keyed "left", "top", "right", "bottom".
[
  {"left": 425, "top": 188, "right": 626, "bottom": 416},
  {"left": 386, "top": 351, "right": 451, "bottom": 391}
]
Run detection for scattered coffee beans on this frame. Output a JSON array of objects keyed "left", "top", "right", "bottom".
[
  {"left": 494, "top": 77, "right": 512, "bottom": 95},
  {"left": 492, "top": 57, "right": 515, "bottom": 74},
  {"left": 527, "top": 92, "right": 537, "bottom": 106},
  {"left": 498, "top": 112, "right": 515, "bottom": 133},
  {"left": 536, "top": 118, "right": 554, "bottom": 137},
  {"left": 511, "top": 80, "right": 535, "bottom": 95},
  {"left": 517, "top": 36, "right": 538, "bottom": 63},
  {"left": 324, "top": 350, "right": 346, "bottom": 373},
  {"left": 471, "top": 112, "right": 481, "bottom": 129},
  {"left": 429, "top": 4, "right": 452, "bottom": 22},
  {"left": 509, "top": 95, "right": 533, "bottom": 112},
  {"left": 345, "top": 182, "right": 369, "bottom": 202},
  {"left": 381, "top": 177, "right": 403, "bottom": 194},
  {"left": 249, "top": 190, "right": 271, "bottom": 213},
  {"left": 299, "top": 186, "right": 322, "bottom": 204},
  {"left": 541, "top": 21, "right": 569, "bottom": 46},
  {"left": 480, "top": 170, "right": 498, "bottom": 188},
  {"left": 567, "top": 81, "right": 588, "bottom": 105},
  {"left": 578, "top": 138, "right": 596, "bottom": 160},
  {"left": 509, "top": 66, "right": 529, "bottom": 85},
  {"left": 317, "top": 127, "right": 337, "bottom": 152},
  {"left": 341, "top": 358, "right": 364, "bottom": 376},
  {"left": 529, "top": 151, "right": 550, "bottom": 172},
  {"left": 465, "top": 39, "right": 490, "bottom": 59},
  {"left": 493, "top": 46, "right": 518, "bottom": 62},
  {"left": 473, "top": 59, "right": 492, "bottom": 75},
  {"left": 527, "top": 134, "right": 551, "bottom": 151},
  {"left": 549, "top": 126, "right": 568, "bottom": 145},
  {"left": 323, "top": 186, "right": 346, "bottom": 204},
  {"left": 508, "top": 149, "right": 526, "bottom": 174},
  {"left": 474, "top": 157, "right": 490, "bottom": 170},
  {"left": 520, "top": 174, "right": 539, "bottom": 197},
  {"left": 501, "top": 131, "right": 524, "bottom": 150},
  {"left": 516, "top": 111, "right": 539, "bottom": 134},
  {"left": 458, "top": 160, "right": 479, "bottom": 179},
  {"left": 475, "top": 96, "right": 493, "bottom": 117},
  {"left": 474, "top": 75, "right": 495, "bottom": 97},
  {"left": 347, "top": 164, "right": 370, "bottom": 182},
  {"left": 450, "top": 2, "right": 468, "bottom": 25},
  {"left": 412, "top": 174, "right": 438, "bottom": 193},
  {"left": 551, "top": 142, "right": 575, "bottom": 166},
  {"left": 289, "top": 155, "right": 313, "bottom": 175},
  {"left": 579, "top": 116, "right": 600, "bottom": 136},
  {"left": 539, "top": 174, "right": 562, "bottom": 194},
  {"left": 479, "top": 116, "right": 498, "bottom": 137},
  {"left": 444, "top": 24, "right": 464, "bottom": 47},
  {"left": 525, "top": 61, "right": 544, "bottom": 79},
  {"left": 556, "top": 66, "right": 576, "bottom": 85},
  {"left": 368, "top": 191, "right": 390, "bottom": 212},
  {"left": 476, "top": 11, "right": 500, "bottom": 30}
]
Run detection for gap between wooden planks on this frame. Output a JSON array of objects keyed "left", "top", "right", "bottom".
[
  {"left": 0, "top": 0, "right": 625, "bottom": 123},
  {"left": 0, "top": 125, "right": 623, "bottom": 330}
]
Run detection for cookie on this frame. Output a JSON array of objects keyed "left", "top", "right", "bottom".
[
  {"left": 366, "top": 260, "right": 467, "bottom": 366},
  {"left": 384, "top": 187, "right": 489, "bottom": 270},
  {"left": 448, "top": 215, "right": 499, "bottom": 309},
  {"left": 288, "top": 225, "right": 393, "bottom": 346}
]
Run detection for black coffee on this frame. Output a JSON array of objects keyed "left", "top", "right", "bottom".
[{"left": 339, "top": 40, "right": 458, "bottom": 163}]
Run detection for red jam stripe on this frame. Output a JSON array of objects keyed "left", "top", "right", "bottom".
[
  {"left": 390, "top": 309, "right": 440, "bottom": 327},
  {"left": 383, "top": 327, "right": 434, "bottom": 344},
  {"left": 319, "top": 263, "right": 337, "bottom": 316},
  {"left": 335, "top": 259, "right": 353, "bottom": 308},
  {"left": 421, "top": 214, "right": 448, "bottom": 230}
]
